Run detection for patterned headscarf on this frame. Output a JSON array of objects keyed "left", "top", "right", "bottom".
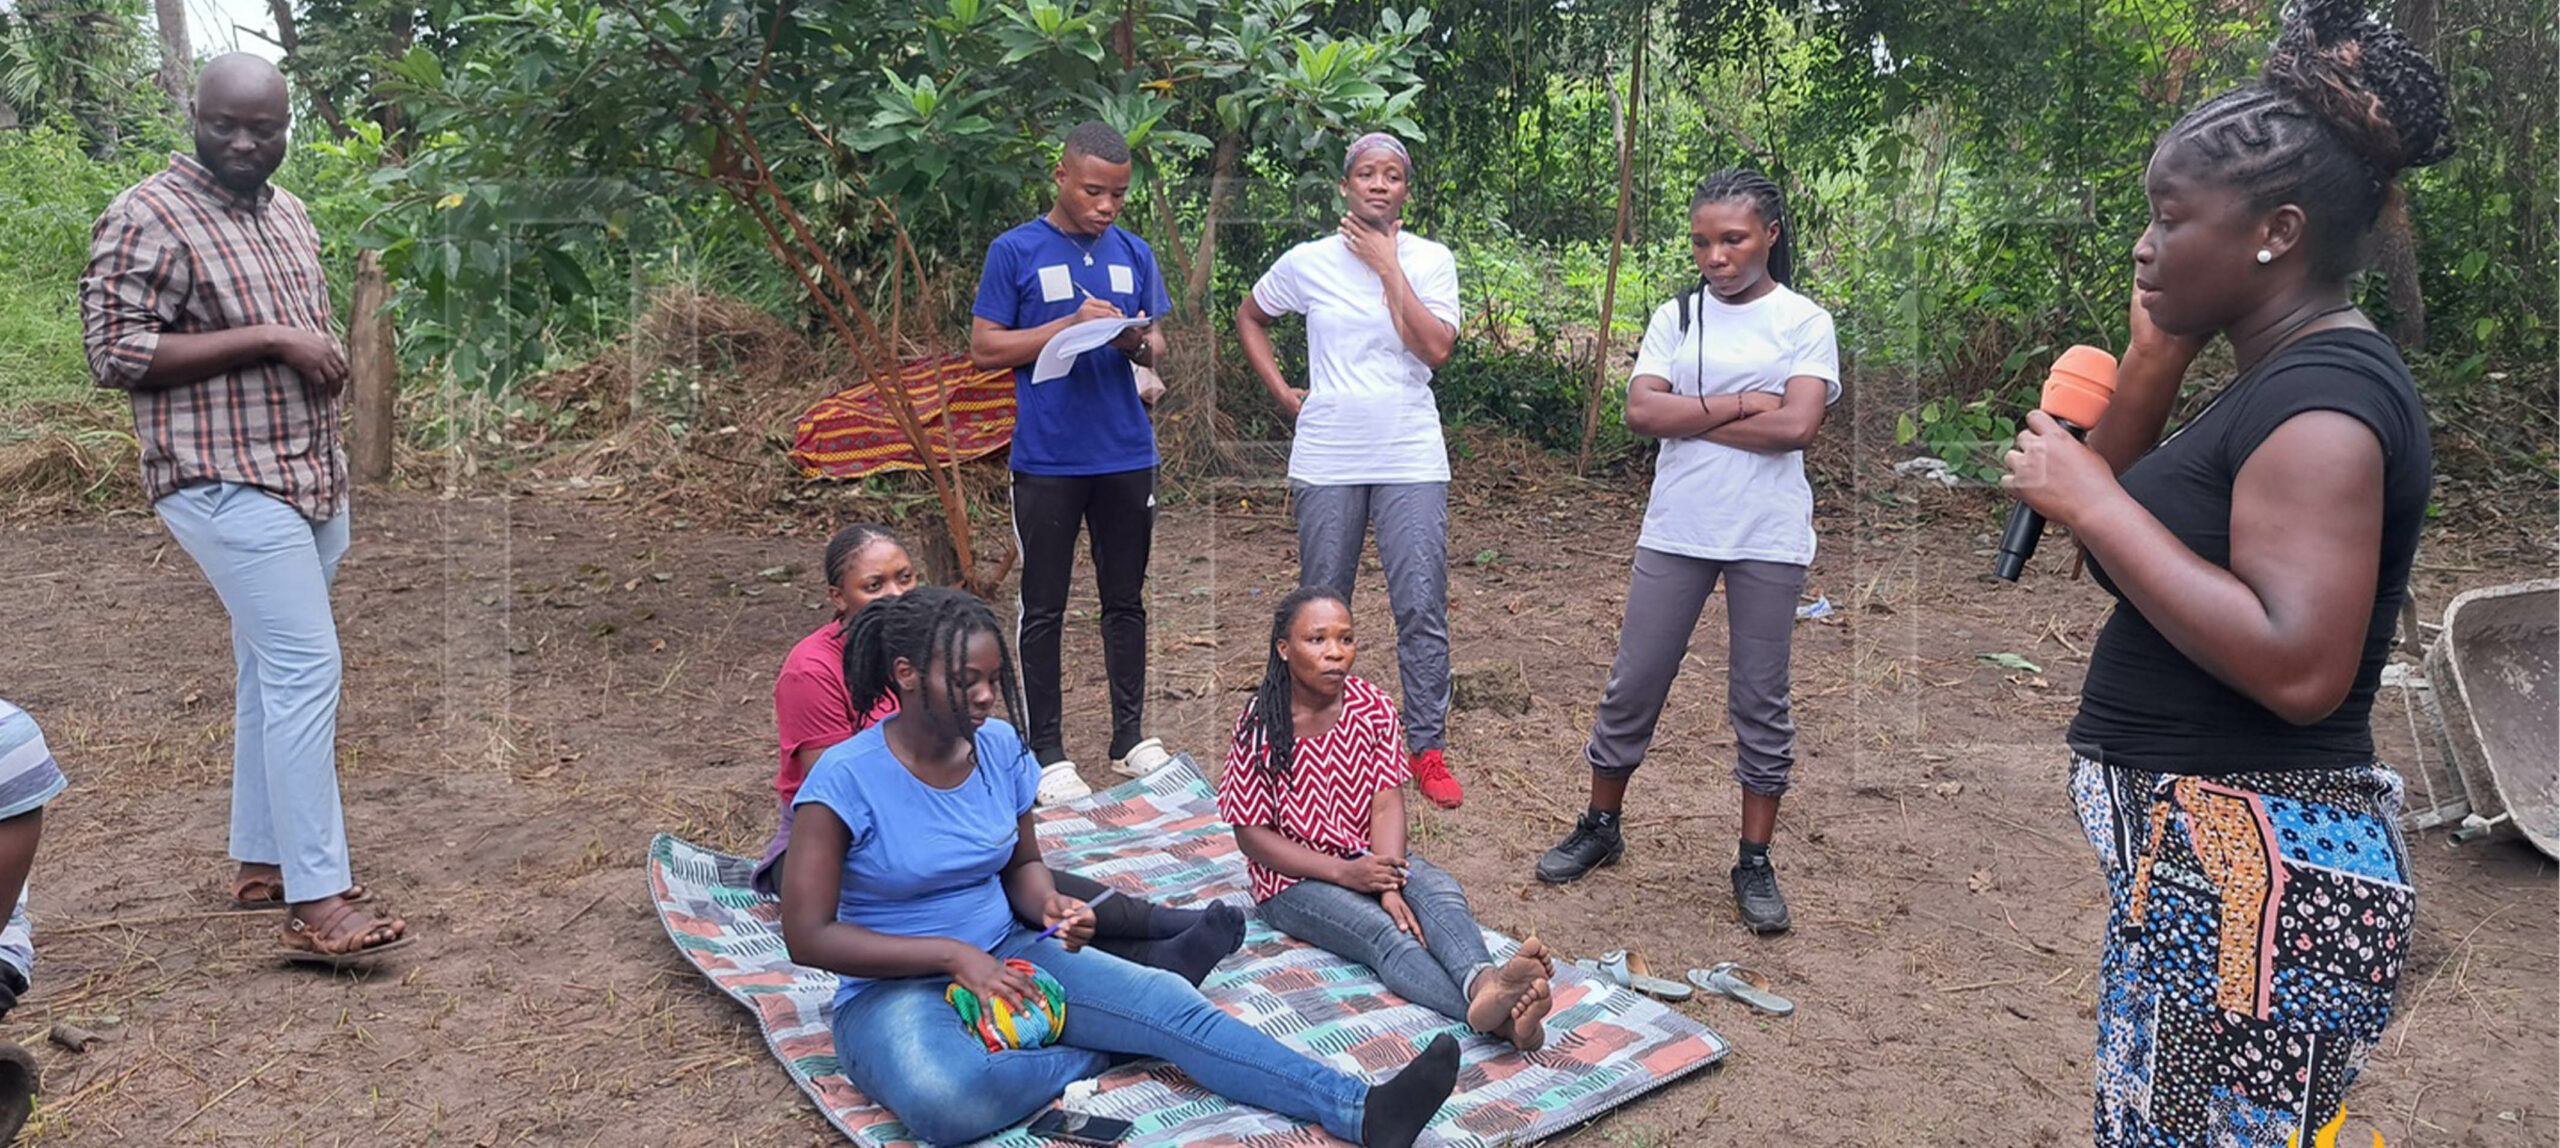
[{"left": 1342, "top": 132, "right": 1412, "bottom": 177}]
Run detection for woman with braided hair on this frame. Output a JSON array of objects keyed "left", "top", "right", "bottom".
[
  {"left": 780, "top": 587, "right": 1462, "bottom": 1147},
  {"left": 756, "top": 523, "right": 1243, "bottom": 984},
  {"left": 1216, "top": 588, "right": 1556, "bottom": 1050},
  {"left": 1533, "top": 168, "right": 1840, "bottom": 942},
  {"left": 1999, "top": 3, "right": 2448, "bottom": 1141}
]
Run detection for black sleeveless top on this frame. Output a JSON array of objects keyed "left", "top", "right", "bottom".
[{"left": 2070, "top": 329, "right": 2431, "bottom": 774}]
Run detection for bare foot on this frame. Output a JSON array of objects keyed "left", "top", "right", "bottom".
[
  {"left": 1504, "top": 976, "right": 1553, "bottom": 1051},
  {"left": 1464, "top": 937, "right": 1549, "bottom": 1034}
]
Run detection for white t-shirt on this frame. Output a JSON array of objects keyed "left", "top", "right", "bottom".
[
  {"left": 1628, "top": 284, "right": 1841, "bottom": 565},
  {"left": 1251, "top": 232, "right": 1462, "bottom": 485}
]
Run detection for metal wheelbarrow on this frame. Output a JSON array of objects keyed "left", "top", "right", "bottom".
[{"left": 2420, "top": 578, "right": 2559, "bottom": 858}]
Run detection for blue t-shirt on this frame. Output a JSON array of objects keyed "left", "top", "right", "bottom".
[
  {"left": 793, "top": 716, "right": 1040, "bottom": 1010},
  {"left": 971, "top": 218, "right": 1169, "bottom": 476}
]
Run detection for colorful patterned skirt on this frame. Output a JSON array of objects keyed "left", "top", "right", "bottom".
[{"left": 2069, "top": 755, "right": 2413, "bottom": 1147}]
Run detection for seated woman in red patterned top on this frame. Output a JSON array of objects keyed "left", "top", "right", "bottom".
[{"left": 1216, "top": 587, "right": 1555, "bottom": 1049}]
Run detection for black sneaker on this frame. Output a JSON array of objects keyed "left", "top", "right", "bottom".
[
  {"left": 1535, "top": 810, "right": 1625, "bottom": 884},
  {"left": 1731, "top": 855, "right": 1792, "bottom": 933}
]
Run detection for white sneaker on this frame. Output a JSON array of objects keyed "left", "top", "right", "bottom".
[
  {"left": 1110, "top": 737, "right": 1174, "bottom": 779},
  {"left": 1036, "top": 761, "right": 1094, "bottom": 805}
]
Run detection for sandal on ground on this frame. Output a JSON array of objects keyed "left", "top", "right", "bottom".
[
  {"left": 1571, "top": 949, "right": 1692, "bottom": 1001},
  {"left": 281, "top": 897, "right": 414, "bottom": 969},
  {"left": 230, "top": 872, "right": 372, "bottom": 912},
  {"left": 1687, "top": 962, "right": 1794, "bottom": 1016}
]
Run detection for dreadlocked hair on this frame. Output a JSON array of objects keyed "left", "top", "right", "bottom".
[
  {"left": 1680, "top": 167, "right": 1796, "bottom": 332},
  {"left": 2167, "top": 0, "right": 2452, "bottom": 280},
  {"left": 821, "top": 522, "right": 903, "bottom": 587},
  {"left": 1246, "top": 586, "right": 1351, "bottom": 799},
  {"left": 840, "top": 586, "right": 1024, "bottom": 738}
]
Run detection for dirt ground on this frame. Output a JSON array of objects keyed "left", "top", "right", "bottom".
[{"left": 0, "top": 438, "right": 2552, "bottom": 1147}]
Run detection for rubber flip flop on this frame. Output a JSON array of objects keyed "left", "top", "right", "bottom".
[
  {"left": 1571, "top": 949, "right": 1693, "bottom": 1001},
  {"left": 1687, "top": 962, "right": 1794, "bottom": 1016}
]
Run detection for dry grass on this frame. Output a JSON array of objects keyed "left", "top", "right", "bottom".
[{"left": 0, "top": 402, "right": 142, "bottom": 519}]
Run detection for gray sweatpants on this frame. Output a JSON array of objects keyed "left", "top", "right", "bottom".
[
  {"left": 1585, "top": 547, "right": 1806, "bottom": 796},
  {"left": 1290, "top": 481, "right": 1449, "bottom": 751}
]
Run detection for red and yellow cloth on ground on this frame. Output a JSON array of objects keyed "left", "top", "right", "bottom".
[{"left": 789, "top": 354, "right": 1016, "bottom": 480}]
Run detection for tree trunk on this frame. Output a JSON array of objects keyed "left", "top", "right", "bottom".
[
  {"left": 266, "top": 0, "right": 354, "bottom": 140},
  {"left": 2374, "top": 192, "right": 2426, "bottom": 349},
  {"left": 2376, "top": 0, "right": 2436, "bottom": 349},
  {"left": 1178, "top": 129, "right": 1241, "bottom": 319},
  {"left": 375, "top": 3, "right": 414, "bottom": 148},
  {"left": 348, "top": 250, "right": 399, "bottom": 485},
  {"left": 153, "top": 0, "right": 191, "bottom": 112},
  {"left": 0, "top": 92, "right": 19, "bottom": 130},
  {"left": 1577, "top": 31, "right": 1642, "bottom": 474},
  {"left": 2395, "top": 0, "right": 2437, "bottom": 54},
  {"left": 1110, "top": 0, "right": 1137, "bottom": 69}
]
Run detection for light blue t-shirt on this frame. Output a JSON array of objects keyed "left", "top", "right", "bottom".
[
  {"left": 793, "top": 716, "right": 1040, "bottom": 1010},
  {"left": 971, "top": 218, "right": 1169, "bottom": 476}
]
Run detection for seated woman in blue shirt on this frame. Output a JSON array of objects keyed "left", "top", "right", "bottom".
[{"left": 779, "top": 587, "right": 1460, "bottom": 1146}]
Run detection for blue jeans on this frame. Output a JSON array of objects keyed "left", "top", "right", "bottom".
[
  {"left": 831, "top": 927, "right": 1369, "bottom": 1144},
  {"left": 1257, "top": 855, "right": 1492, "bottom": 1023},
  {"left": 155, "top": 483, "right": 354, "bottom": 901}
]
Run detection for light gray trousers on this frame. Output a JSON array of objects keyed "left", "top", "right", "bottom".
[
  {"left": 1290, "top": 481, "right": 1449, "bottom": 751},
  {"left": 1585, "top": 547, "right": 1806, "bottom": 796}
]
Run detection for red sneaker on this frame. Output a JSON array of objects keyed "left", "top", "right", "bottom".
[{"left": 1410, "top": 749, "right": 1464, "bottom": 809}]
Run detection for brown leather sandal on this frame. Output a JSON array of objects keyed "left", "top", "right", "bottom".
[
  {"left": 280, "top": 897, "right": 413, "bottom": 968},
  {"left": 230, "top": 872, "right": 372, "bottom": 911}
]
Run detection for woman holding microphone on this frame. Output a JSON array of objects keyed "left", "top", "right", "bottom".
[{"left": 1999, "top": 2, "right": 2448, "bottom": 1141}]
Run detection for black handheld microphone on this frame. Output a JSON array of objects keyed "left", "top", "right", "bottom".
[{"left": 1995, "top": 345, "right": 2118, "bottom": 582}]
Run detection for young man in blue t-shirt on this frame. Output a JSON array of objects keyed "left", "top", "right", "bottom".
[{"left": 969, "top": 120, "right": 1173, "bottom": 804}]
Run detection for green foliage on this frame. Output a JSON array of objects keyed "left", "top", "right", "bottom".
[
  {"left": 1893, "top": 392, "right": 2021, "bottom": 485},
  {"left": 345, "top": 0, "right": 1433, "bottom": 393},
  {"left": 4, "top": 0, "right": 2549, "bottom": 479},
  {"left": 0, "top": 123, "right": 160, "bottom": 413},
  {"left": 0, "top": 0, "right": 170, "bottom": 156}
]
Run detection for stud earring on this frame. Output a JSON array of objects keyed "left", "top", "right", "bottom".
[{"left": 2256, "top": 249, "right": 2274, "bottom": 264}]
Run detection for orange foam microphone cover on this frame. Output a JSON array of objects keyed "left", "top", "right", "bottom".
[{"left": 2043, "top": 344, "right": 2118, "bottom": 428}]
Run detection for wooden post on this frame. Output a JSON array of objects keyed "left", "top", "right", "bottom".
[
  {"left": 348, "top": 249, "right": 397, "bottom": 486},
  {"left": 1576, "top": 27, "right": 1644, "bottom": 474}
]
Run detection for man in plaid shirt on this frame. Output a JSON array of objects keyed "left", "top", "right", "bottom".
[{"left": 79, "top": 54, "right": 410, "bottom": 966}]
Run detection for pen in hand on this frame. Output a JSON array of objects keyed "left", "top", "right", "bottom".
[{"left": 1034, "top": 888, "right": 1117, "bottom": 943}]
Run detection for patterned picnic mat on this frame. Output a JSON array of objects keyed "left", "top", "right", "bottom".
[
  {"left": 788, "top": 353, "right": 1016, "bottom": 481},
  {"left": 649, "top": 756, "right": 1727, "bottom": 1147}
]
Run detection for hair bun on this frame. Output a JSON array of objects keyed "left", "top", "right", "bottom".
[{"left": 2265, "top": 0, "right": 2453, "bottom": 173}]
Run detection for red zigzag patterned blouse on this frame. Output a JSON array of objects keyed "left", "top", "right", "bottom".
[{"left": 1216, "top": 675, "right": 1413, "bottom": 902}]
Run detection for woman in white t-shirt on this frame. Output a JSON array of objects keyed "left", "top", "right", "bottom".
[
  {"left": 1235, "top": 132, "right": 1467, "bottom": 811},
  {"left": 1532, "top": 170, "right": 1840, "bottom": 937}
]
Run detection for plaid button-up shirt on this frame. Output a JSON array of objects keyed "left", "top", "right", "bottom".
[{"left": 81, "top": 154, "right": 346, "bottom": 522}]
